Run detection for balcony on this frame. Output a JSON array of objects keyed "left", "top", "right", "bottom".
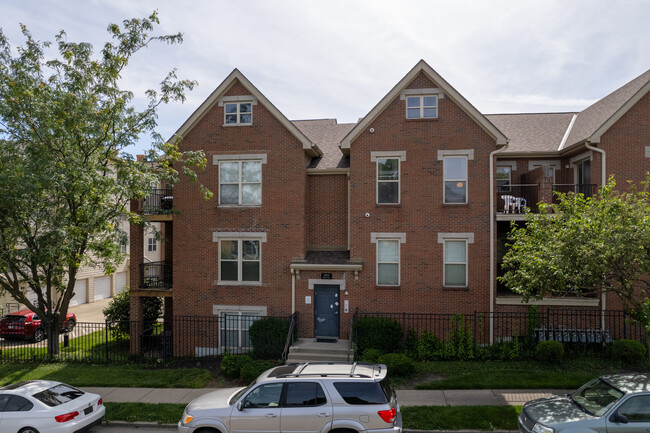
[
  {"left": 552, "top": 184, "right": 597, "bottom": 201},
  {"left": 142, "top": 188, "right": 173, "bottom": 221},
  {"left": 134, "top": 261, "right": 173, "bottom": 297},
  {"left": 496, "top": 184, "right": 540, "bottom": 218}
]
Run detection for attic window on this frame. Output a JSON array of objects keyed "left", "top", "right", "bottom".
[
  {"left": 406, "top": 95, "right": 437, "bottom": 119},
  {"left": 225, "top": 102, "right": 252, "bottom": 125}
]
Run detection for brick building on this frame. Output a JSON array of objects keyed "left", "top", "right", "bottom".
[{"left": 129, "top": 60, "right": 650, "bottom": 354}]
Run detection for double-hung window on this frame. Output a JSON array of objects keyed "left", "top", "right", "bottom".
[
  {"left": 439, "top": 233, "right": 473, "bottom": 288},
  {"left": 220, "top": 239, "right": 261, "bottom": 283},
  {"left": 372, "top": 233, "right": 405, "bottom": 286},
  {"left": 224, "top": 102, "right": 252, "bottom": 125},
  {"left": 372, "top": 151, "right": 405, "bottom": 204},
  {"left": 219, "top": 161, "right": 262, "bottom": 205},
  {"left": 442, "top": 154, "right": 469, "bottom": 204},
  {"left": 220, "top": 311, "right": 260, "bottom": 348},
  {"left": 147, "top": 237, "right": 157, "bottom": 252},
  {"left": 406, "top": 95, "right": 437, "bottom": 119}
]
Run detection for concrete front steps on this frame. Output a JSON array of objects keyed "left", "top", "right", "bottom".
[{"left": 285, "top": 338, "right": 353, "bottom": 363}]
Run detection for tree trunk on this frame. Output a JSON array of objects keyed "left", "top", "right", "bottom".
[{"left": 47, "top": 320, "right": 60, "bottom": 357}]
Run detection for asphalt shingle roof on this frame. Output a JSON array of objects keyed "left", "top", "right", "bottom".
[
  {"left": 486, "top": 112, "right": 576, "bottom": 154},
  {"left": 293, "top": 119, "right": 355, "bottom": 169}
]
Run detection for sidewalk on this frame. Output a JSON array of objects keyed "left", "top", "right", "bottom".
[{"left": 81, "top": 386, "right": 570, "bottom": 406}]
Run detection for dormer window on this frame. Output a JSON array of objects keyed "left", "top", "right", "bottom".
[
  {"left": 225, "top": 102, "right": 252, "bottom": 125},
  {"left": 406, "top": 95, "right": 437, "bottom": 119}
]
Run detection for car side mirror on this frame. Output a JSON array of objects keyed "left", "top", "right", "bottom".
[
  {"left": 609, "top": 411, "right": 628, "bottom": 424},
  {"left": 237, "top": 402, "right": 243, "bottom": 411}
]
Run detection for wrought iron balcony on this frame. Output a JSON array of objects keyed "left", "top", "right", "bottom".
[
  {"left": 142, "top": 188, "right": 173, "bottom": 215},
  {"left": 552, "top": 184, "right": 597, "bottom": 201},
  {"left": 140, "top": 261, "right": 173, "bottom": 290},
  {"left": 496, "top": 184, "right": 540, "bottom": 214}
]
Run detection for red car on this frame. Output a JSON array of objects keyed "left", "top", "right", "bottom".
[{"left": 0, "top": 309, "right": 76, "bottom": 342}]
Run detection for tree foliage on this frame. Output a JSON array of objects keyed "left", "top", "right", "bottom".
[
  {"left": 103, "top": 288, "right": 162, "bottom": 340},
  {"left": 0, "top": 13, "right": 208, "bottom": 355},
  {"left": 500, "top": 176, "right": 650, "bottom": 333}
]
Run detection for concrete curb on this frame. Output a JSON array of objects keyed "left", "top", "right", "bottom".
[{"left": 104, "top": 420, "right": 177, "bottom": 428}]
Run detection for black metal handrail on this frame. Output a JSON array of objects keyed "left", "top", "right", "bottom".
[
  {"left": 142, "top": 188, "right": 173, "bottom": 214},
  {"left": 140, "top": 261, "right": 173, "bottom": 289},
  {"left": 552, "top": 184, "right": 597, "bottom": 199},
  {"left": 281, "top": 312, "right": 299, "bottom": 363},
  {"left": 496, "top": 184, "right": 540, "bottom": 214}
]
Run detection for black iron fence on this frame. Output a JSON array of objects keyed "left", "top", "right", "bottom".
[
  {"left": 354, "top": 309, "right": 646, "bottom": 355},
  {"left": 142, "top": 188, "right": 173, "bottom": 214},
  {"left": 0, "top": 314, "right": 293, "bottom": 364}
]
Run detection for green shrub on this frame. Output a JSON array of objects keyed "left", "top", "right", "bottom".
[
  {"left": 442, "top": 314, "right": 475, "bottom": 360},
  {"left": 221, "top": 354, "right": 253, "bottom": 379},
  {"left": 612, "top": 339, "right": 646, "bottom": 364},
  {"left": 536, "top": 340, "right": 564, "bottom": 363},
  {"left": 415, "top": 331, "right": 444, "bottom": 361},
  {"left": 353, "top": 317, "right": 402, "bottom": 356},
  {"left": 103, "top": 288, "right": 163, "bottom": 340},
  {"left": 240, "top": 359, "right": 274, "bottom": 383},
  {"left": 249, "top": 317, "right": 289, "bottom": 360},
  {"left": 487, "top": 338, "right": 521, "bottom": 360},
  {"left": 378, "top": 353, "right": 415, "bottom": 377},
  {"left": 361, "top": 348, "right": 383, "bottom": 363}
]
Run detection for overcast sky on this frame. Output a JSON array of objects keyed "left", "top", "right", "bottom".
[{"left": 3, "top": 0, "right": 650, "bottom": 156}]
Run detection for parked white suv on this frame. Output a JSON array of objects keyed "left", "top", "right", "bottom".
[{"left": 178, "top": 362, "right": 402, "bottom": 433}]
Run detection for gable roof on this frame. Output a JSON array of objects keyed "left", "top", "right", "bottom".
[
  {"left": 564, "top": 68, "right": 650, "bottom": 149},
  {"left": 486, "top": 112, "right": 576, "bottom": 155},
  {"left": 339, "top": 60, "right": 508, "bottom": 154},
  {"left": 170, "top": 69, "right": 321, "bottom": 157}
]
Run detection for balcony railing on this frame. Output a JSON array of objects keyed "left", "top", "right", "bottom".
[
  {"left": 552, "top": 184, "right": 597, "bottom": 201},
  {"left": 496, "top": 184, "right": 540, "bottom": 214},
  {"left": 142, "top": 188, "right": 173, "bottom": 214},
  {"left": 140, "top": 261, "right": 173, "bottom": 289}
]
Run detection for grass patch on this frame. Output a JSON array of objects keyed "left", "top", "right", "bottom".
[
  {"left": 402, "top": 405, "right": 521, "bottom": 431},
  {"left": 104, "top": 402, "right": 185, "bottom": 424},
  {"left": 0, "top": 363, "right": 212, "bottom": 388},
  {"left": 413, "top": 358, "right": 641, "bottom": 390}
]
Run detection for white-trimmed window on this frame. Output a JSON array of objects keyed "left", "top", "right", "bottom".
[
  {"left": 443, "top": 155, "right": 468, "bottom": 204},
  {"left": 406, "top": 95, "right": 438, "bottom": 119},
  {"left": 496, "top": 166, "right": 511, "bottom": 192},
  {"left": 219, "top": 239, "right": 261, "bottom": 283},
  {"left": 220, "top": 311, "right": 261, "bottom": 348},
  {"left": 224, "top": 102, "right": 252, "bottom": 125},
  {"left": 371, "top": 233, "right": 405, "bottom": 286},
  {"left": 219, "top": 161, "right": 262, "bottom": 205},
  {"left": 438, "top": 233, "right": 473, "bottom": 288},
  {"left": 147, "top": 237, "right": 157, "bottom": 252},
  {"left": 377, "top": 158, "right": 399, "bottom": 204}
]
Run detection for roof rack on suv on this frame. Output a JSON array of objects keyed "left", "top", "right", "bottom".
[{"left": 275, "top": 362, "right": 385, "bottom": 380}]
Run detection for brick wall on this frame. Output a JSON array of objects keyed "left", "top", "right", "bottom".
[{"left": 307, "top": 174, "right": 348, "bottom": 249}]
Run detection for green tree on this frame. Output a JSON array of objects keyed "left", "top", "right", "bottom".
[
  {"left": 500, "top": 176, "right": 650, "bottom": 346},
  {"left": 0, "top": 13, "right": 208, "bottom": 356},
  {"left": 103, "top": 288, "right": 162, "bottom": 340}
]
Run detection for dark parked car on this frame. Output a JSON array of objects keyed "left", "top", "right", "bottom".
[
  {"left": 519, "top": 373, "right": 650, "bottom": 433},
  {"left": 0, "top": 309, "right": 76, "bottom": 342}
]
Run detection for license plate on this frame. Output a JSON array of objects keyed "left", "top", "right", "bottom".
[{"left": 84, "top": 406, "right": 94, "bottom": 415}]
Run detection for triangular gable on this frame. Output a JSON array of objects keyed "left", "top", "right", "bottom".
[
  {"left": 171, "top": 69, "right": 321, "bottom": 157},
  {"left": 340, "top": 60, "right": 508, "bottom": 154}
]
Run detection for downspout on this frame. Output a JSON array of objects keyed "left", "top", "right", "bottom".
[
  {"left": 584, "top": 140, "right": 607, "bottom": 328},
  {"left": 291, "top": 269, "right": 296, "bottom": 313},
  {"left": 489, "top": 141, "right": 509, "bottom": 345}
]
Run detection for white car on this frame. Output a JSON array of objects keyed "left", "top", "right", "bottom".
[{"left": 0, "top": 380, "right": 105, "bottom": 433}]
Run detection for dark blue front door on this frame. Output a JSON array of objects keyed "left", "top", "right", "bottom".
[{"left": 314, "top": 285, "right": 340, "bottom": 340}]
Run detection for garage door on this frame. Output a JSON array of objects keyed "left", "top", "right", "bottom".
[
  {"left": 115, "top": 272, "right": 127, "bottom": 294},
  {"left": 94, "top": 276, "right": 111, "bottom": 301},
  {"left": 70, "top": 280, "right": 87, "bottom": 306}
]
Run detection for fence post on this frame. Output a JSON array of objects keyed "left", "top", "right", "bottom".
[
  {"left": 105, "top": 321, "right": 110, "bottom": 363},
  {"left": 402, "top": 312, "right": 406, "bottom": 353},
  {"left": 473, "top": 311, "right": 477, "bottom": 347}
]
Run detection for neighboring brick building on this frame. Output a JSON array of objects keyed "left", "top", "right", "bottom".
[{"left": 130, "top": 60, "right": 650, "bottom": 354}]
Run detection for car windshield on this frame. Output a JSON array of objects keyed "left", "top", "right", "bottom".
[
  {"left": 229, "top": 382, "right": 256, "bottom": 406},
  {"left": 571, "top": 378, "right": 624, "bottom": 416},
  {"left": 33, "top": 384, "right": 85, "bottom": 407}
]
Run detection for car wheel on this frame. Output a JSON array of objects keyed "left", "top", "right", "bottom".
[
  {"left": 19, "top": 427, "right": 40, "bottom": 433},
  {"left": 65, "top": 319, "right": 76, "bottom": 332},
  {"left": 33, "top": 328, "right": 45, "bottom": 343}
]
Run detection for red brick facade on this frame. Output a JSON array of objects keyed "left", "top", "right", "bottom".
[{"left": 129, "top": 62, "right": 650, "bottom": 353}]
